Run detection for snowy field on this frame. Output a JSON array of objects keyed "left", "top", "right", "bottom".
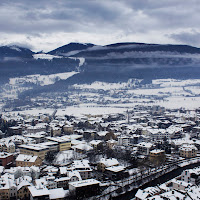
[
  {"left": 56, "top": 105, "right": 127, "bottom": 117},
  {"left": 9, "top": 71, "right": 79, "bottom": 86},
  {"left": 4, "top": 105, "right": 127, "bottom": 118},
  {"left": 1, "top": 78, "right": 200, "bottom": 117}
]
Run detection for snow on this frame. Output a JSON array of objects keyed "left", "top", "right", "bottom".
[
  {"left": 100, "top": 158, "right": 119, "bottom": 167},
  {"left": 157, "top": 96, "right": 200, "bottom": 109},
  {"left": 63, "top": 50, "right": 83, "bottom": 56},
  {"left": 73, "top": 79, "right": 142, "bottom": 90},
  {"left": 184, "top": 86, "right": 200, "bottom": 95},
  {"left": 49, "top": 188, "right": 67, "bottom": 199},
  {"left": 28, "top": 186, "right": 50, "bottom": 197},
  {"left": 178, "top": 157, "right": 200, "bottom": 167},
  {"left": 56, "top": 105, "right": 127, "bottom": 117},
  {"left": 150, "top": 149, "right": 165, "bottom": 154},
  {"left": 135, "top": 189, "right": 149, "bottom": 200},
  {"left": 73, "top": 160, "right": 91, "bottom": 169},
  {"left": 152, "top": 79, "right": 200, "bottom": 87},
  {"left": 78, "top": 58, "right": 85, "bottom": 66},
  {"left": 106, "top": 166, "right": 125, "bottom": 172},
  {"left": 69, "top": 179, "right": 100, "bottom": 188},
  {"left": 129, "top": 87, "right": 188, "bottom": 96},
  {"left": 9, "top": 71, "right": 79, "bottom": 86},
  {"left": 33, "top": 53, "right": 62, "bottom": 60},
  {"left": 9, "top": 46, "right": 21, "bottom": 52},
  {"left": 69, "top": 57, "right": 85, "bottom": 71},
  {"left": 128, "top": 168, "right": 140, "bottom": 175},
  {"left": 73, "top": 143, "right": 93, "bottom": 151},
  {"left": 55, "top": 150, "right": 75, "bottom": 165},
  {"left": 3, "top": 77, "right": 200, "bottom": 121},
  {"left": 16, "top": 154, "right": 38, "bottom": 162}
]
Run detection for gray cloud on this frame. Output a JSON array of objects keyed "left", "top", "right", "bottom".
[
  {"left": 7, "top": 42, "right": 34, "bottom": 50},
  {"left": 0, "top": 0, "right": 199, "bottom": 51},
  {"left": 168, "top": 31, "right": 200, "bottom": 47}
]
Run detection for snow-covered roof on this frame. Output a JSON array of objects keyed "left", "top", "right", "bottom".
[
  {"left": 187, "top": 186, "right": 200, "bottom": 200},
  {"left": 69, "top": 179, "right": 100, "bottom": 188},
  {"left": 150, "top": 149, "right": 165, "bottom": 154},
  {"left": 107, "top": 139, "right": 117, "bottom": 144},
  {"left": 97, "top": 131, "right": 108, "bottom": 137},
  {"left": 135, "top": 189, "right": 150, "bottom": 200},
  {"left": 180, "top": 144, "right": 197, "bottom": 151},
  {"left": 49, "top": 188, "right": 67, "bottom": 199},
  {"left": 46, "top": 136, "right": 70, "bottom": 143},
  {"left": 89, "top": 140, "right": 102, "bottom": 146},
  {"left": 17, "top": 180, "right": 31, "bottom": 191},
  {"left": 19, "top": 144, "right": 49, "bottom": 151},
  {"left": 160, "top": 190, "right": 185, "bottom": 199},
  {"left": 99, "top": 158, "right": 119, "bottom": 167},
  {"left": 0, "top": 152, "right": 13, "bottom": 158},
  {"left": 73, "top": 143, "right": 93, "bottom": 151},
  {"left": 137, "top": 142, "right": 153, "bottom": 148},
  {"left": 72, "top": 159, "right": 91, "bottom": 169},
  {"left": 16, "top": 154, "right": 38, "bottom": 162},
  {"left": 71, "top": 139, "right": 84, "bottom": 146},
  {"left": 24, "top": 131, "right": 46, "bottom": 138},
  {"left": 106, "top": 165, "right": 125, "bottom": 173},
  {"left": 0, "top": 173, "right": 16, "bottom": 190},
  {"left": 171, "top": 179, "right": 192, "bottom": 188},
  {"left": 28, "top": 186, "right": 50, "bottom": 197}
]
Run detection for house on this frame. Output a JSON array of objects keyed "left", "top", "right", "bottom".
[
  {"left": 26, "top": 124, "right": 47, "bottom": 134},
  {"left": 117, "top": 136, "right": 130, "bottom": 146},
  {"left": 181, "top": 167, "right": 200, "bottom": 185},
  {"left": 28, "top": 186, "right": 50, "bottom": 200},
  {"left": 56, "top": 170, "right": 81, "bottom": 189},
  {"left": 19, "top": 144, "right": 49, "bottom": 160},
  {"left": 40, "top": 141, "right": 59, "bottom": 152},
  {"left": 171, "top": 179, "right": 192, "bottom": 191},
  {"left": 0, "top": 174, "right": 17, "bottom": 200},
  {"left": 55, "top": 177, "right": 70, "bottom": 189},
  {"left": 137, "top": 142, "right": 153, "bottom": 155},
  {"left": 179, "top": 144, "right": 197, "bottom": 158},
  {"left": 42, "top": 166, "right": 58, "bottom": 177},
  {"left": 8, "top": 126, "right": 22, "bottom": 135},
  {"left": 72, "top": 160, "right": 92, "bottom": 180},
  {"left": 59, "top": 167, "right": 82, "bottom": 179},
  {"left": 51, "top": 127, "right": 62, "bottom": 137},
  {"left": 105, "top": 166, "right": 127, "bottom": 180},
  {"left": 96, "top": 131, "right": 116, "bottom": 141},
  {"left": 24, "top": 132, "right": 46, "bottom": 144},
  {"left": 46, "top": 137, "right": 71, "bottom": 151},
  {"left": 0, "top": 153, "right": 14, "bottom": 167},
  {"left": 16, "top": 154, "right": 43, "bottom": 167},
  {"left": 135, "top": 189, "right": 151, "bottom": 200},
  {"left": 17, "top": 179, "right": 32, "bottom": 200},
  {"left": 69, "top": 179, "right": 100, "bottom": 198},
  {"left": 107, "top": 139, "right": 117, "bottom": 149},
  {"left": 63, "top": 124, "right": 73, "bottom": 134},
  {"left": 5, "top": 166, "right": 40, "bottom": 179},
  {"left": 73, "top": 143, "right": 93, "bottom": 154},
  {"left": 0, "top": 140, "right": 15, "bottom": 153},
  {"left": 135, "top": 186, "right": 161, "bottom": 200},
  {"left": 89, "top": 140, "right": 103, "bottom": 149},
  {"left": 97, "top": 158, "right": 119, "bottom": 172},
  {"left": 149, "top": 149, "right": 166, "bottom": 165},
  {"left": 35, "top": 176, "right": 57, "bottom": 190}
]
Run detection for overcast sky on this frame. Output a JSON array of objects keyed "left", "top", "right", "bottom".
[{"left": 0, "top": 0, "right": 200, "bottom": 52}]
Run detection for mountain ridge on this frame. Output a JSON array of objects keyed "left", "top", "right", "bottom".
[{"left": 1, "top": 41, "right": 200, "bottom": 90}]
